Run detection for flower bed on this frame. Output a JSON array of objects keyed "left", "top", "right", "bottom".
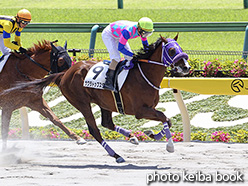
[
  {"left": 188, "top": 58, "right": 248, "bottom": 77},
  {"left": 7, "top": 127, "right": 248, "bottom": 143}
]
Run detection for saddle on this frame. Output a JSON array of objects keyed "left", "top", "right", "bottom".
[
  {"left": 112, "top": 60, "right": 128, "bottom": 91},
  {"left": 83, "top": 60, "right": 130, "bottom": 114},
  {"left": 0, "top": 54, "right": 10, "bottom": 73},
  {"left": 104, "top": 60, "right": 128, "bottom": 115}
]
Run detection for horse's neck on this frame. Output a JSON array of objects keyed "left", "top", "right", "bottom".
[
  {"left": 19, "top": 53, "right": 50, "bottom": 79},
  {"left": 139, "top": 62, "right": 166, "bottom": 88},
  {"left": 139, "top": 44, "right": 165, "bottom": 87}
]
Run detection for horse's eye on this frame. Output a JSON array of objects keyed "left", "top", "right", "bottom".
[{"left": 169, "top": 48, "right": 176, "bottom": 57}]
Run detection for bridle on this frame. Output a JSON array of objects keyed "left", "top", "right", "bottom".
[
  {"left": 135, "top": 39, "right": 189, "bottom": 90},
  {"left": 16, "top": 43, "right": 71, "bottom": 80}
]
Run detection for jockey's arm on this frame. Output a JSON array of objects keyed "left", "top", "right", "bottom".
[
  {"left": 3, "top": 31, "right": 20, "bottom": 50},
  {"left": 118, "top": 30, "right": 134, "bottom": 57},
  {"left": 14, "top": 30, "right": 22, "bottom": 47},
  {"left": 141, "top": 37, "right": 149, "bottom": 49}
]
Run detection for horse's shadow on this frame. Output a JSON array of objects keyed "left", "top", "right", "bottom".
[{"left": 37, "top": 163, "right": 171, "bottom": 170}]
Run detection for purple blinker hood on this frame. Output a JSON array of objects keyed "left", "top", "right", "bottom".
[{"left": 161, "top": 38, "right": 188, "bottom": 66}]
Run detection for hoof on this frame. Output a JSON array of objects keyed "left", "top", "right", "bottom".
[
  {"left": 166, "top": 138, "right": 174, "bottom": 153},
  {"left": 144, "top": 130, "right": 154, "bottom": 137},
  {"left": 166, "top": 144, "right": 174, "bottom": 153},
  {"left": 76, "top": 138, "right": 87, "bottom": 145},
  {"left": 116, "top": 156, "right": 125, "bottom": 163},
  {"left": 130, "top": 136, "right": 139, "bottom": 145}
]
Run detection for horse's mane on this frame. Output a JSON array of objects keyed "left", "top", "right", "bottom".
[
  {"left": 29, "top": 40, "right": 52, "bottom": 54},
  {"left": 136, "top": 37, "right": 163, "bottom": 59},
  {"left": 12, "top": 40, "right": 52, "bottom": 58}
]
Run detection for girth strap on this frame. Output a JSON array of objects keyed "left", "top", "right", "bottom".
[{"left": 112, "top": 81, "right": 125, "bottom": 115}]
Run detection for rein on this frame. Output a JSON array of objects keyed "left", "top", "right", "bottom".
[
  {"left": 136, "top": 55, "right": 171, "bottom": 90},
  {"left": 137, "top": 59, "right": 166, "bottom": 91},
  {"left": 137, "top": 63, "right": 161, "bottom": 90},
  {"left": 138, "top": 59, "right": 169, "bottom": 67},
  {"left": 15, "top": 50, "right": 52, "bottom": 80},
  {"left": 24, "top": 54, "right": 50, "bottom": 73}
]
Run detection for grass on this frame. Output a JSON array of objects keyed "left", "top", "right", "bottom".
[
  {"left": 0, "top": 0, "right": 245, "bottom": 9},
  {"left": 0, "top": 1, "right": 248, "bottom": 51},
  {"left": 25, "top": 87, "right": 247, "bottom": 136}
]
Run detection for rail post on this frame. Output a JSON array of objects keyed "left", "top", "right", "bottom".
[
  {"left": 89, "top": 24, "right": 100, "bottom": 58},
  {"left": 117, "top": 0, "right": 123, "bottom": 9},
  {"left": 68, "top": 49, "right": 81, "bottom": 57},
  {"left": 20, "top": 107, "right": 29, "bottom": 139},
  {"left": 244, "top": 0, "right": 248, "bottom": 9},
  {"left": 243, "top": 25, "right": 248, "bottom": 59},
  {"left": 173, "top": 89, "right": 191, "bottom": 142}
]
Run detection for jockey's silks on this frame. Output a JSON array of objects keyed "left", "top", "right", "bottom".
[{"left": 0, "top": 16, "right": 22, "bottom": 50}]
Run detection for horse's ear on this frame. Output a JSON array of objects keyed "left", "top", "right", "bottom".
[
  {"left": 160, "top": 34, "right": 167, "bottom": 43},
  {"left": 64, "top": 41, "right": 67, "bottom": 50},
  {"left": 51, "top": 42, "right": 58, "bottom": 53},
  {"left": 174, "top": 33, "right": 179, "bottom": 41}
]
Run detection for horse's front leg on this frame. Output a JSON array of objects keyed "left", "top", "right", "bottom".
[
  {"left": 1, "top": 108, "right": 13, "bottom": 151},
  {"left": 27, "top": 98, "right": 86, "bottom": 145},
  {"left": 78, "top": 105, "right": 125, "bottom": 163},
  {"left": 135, "top": 107, "right": 174, "bottom": 153},
  {"left": 100, "top": 108, "right": 139, "bottom": 145}
]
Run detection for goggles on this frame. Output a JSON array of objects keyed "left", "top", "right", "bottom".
[
  {"left": 20, "top": 20, "right": 30, "bottom": 25},
  {"left": 140, "top": 29, "right": 153, "bottom": 38}
]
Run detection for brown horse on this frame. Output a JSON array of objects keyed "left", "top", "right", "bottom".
[
  {"left": 0, "top": 40, "right": 85, "bottom": 150},
  {"left": 6, "top": 35, "right": 191, "bottom": 162}
]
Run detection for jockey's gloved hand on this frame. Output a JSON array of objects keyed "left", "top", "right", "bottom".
[
  {"left": 132, "top": 54, "right": 139, "bottom": 62},
  {"left": 12, "top": 41, "right": 18, "bottom": 46},
  {"left": 144, "top": 46, "right": 149, "bottom": 53},
  {"left": 19, "top": 47, "right": 27, "bottom": 54}
]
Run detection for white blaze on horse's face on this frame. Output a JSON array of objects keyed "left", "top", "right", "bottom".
[{"left": 173, "top": 58, "right": 191, "bottom": 76}]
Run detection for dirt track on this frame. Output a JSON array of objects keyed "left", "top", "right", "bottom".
[{"left": 0, "top": 140, "right": 247, "bottom": 186}]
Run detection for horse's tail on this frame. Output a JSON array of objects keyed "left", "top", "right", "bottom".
[{"left": 1, "top": 72, "right": 65, "bottom": 95}]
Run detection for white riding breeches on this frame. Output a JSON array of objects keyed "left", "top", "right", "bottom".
[
  {"left": 102, "top": 25, "right": 133, "bottom": 62},
  {"left": 0, "top": 34, "right": 11, "bottom": 55}
]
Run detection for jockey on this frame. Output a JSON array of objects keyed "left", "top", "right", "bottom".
[
  {"left": 0, "top": 9, "right": 31, "bottom": 59},
  {"left": 102, "top": 17, "right": 154, "bottom": 91}
]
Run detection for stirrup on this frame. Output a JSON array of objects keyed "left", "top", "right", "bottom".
[
  {"left": 103, "top": 84, "right": 116, "bottom": 92},
  {"left": 103, "top": 78, "right": 116, "bottom": 92}
]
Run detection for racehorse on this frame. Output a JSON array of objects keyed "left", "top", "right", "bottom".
[
  {"left": 5, "top": 35, "right": 191, "bottom": 162},
  {"left": 0, "top": 40, "right": 84, "bottom": 150}
]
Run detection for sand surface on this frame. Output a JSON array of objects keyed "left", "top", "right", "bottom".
[{"left": 0, "top": 140, "right": 247, "bottom": 186}]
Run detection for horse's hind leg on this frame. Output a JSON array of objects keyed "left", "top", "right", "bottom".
[
  {"left": 1, "top": 108, "right": 12, "bottom": 150},
  {"left": 26, "top": 97, "right": 86, "bottom": 144},
  {"left": 100, "top": 108, "right": 139, "bottom": 145}
]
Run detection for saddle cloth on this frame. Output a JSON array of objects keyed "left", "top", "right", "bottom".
[
  {"left": 83, "top": 61, "right": 129, "bottom": 91},
  {"left": 0, "top": 54, "right": 10, "bottom": 73}
]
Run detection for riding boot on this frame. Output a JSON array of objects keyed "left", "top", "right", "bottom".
[{"left": 103, "top": 69, "right": 116, "bottom": 91}]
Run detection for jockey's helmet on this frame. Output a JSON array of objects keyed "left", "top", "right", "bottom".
[
  {"left": 138, "top": 17, "right": 154, "bottom": 38},
  {"left": 16, "top": 9, "right": 32, "bottom": 25}
]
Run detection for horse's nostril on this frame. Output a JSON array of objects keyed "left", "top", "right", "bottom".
[{"left": 183, "top": 66, "right": 191, "bottom": 71}]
